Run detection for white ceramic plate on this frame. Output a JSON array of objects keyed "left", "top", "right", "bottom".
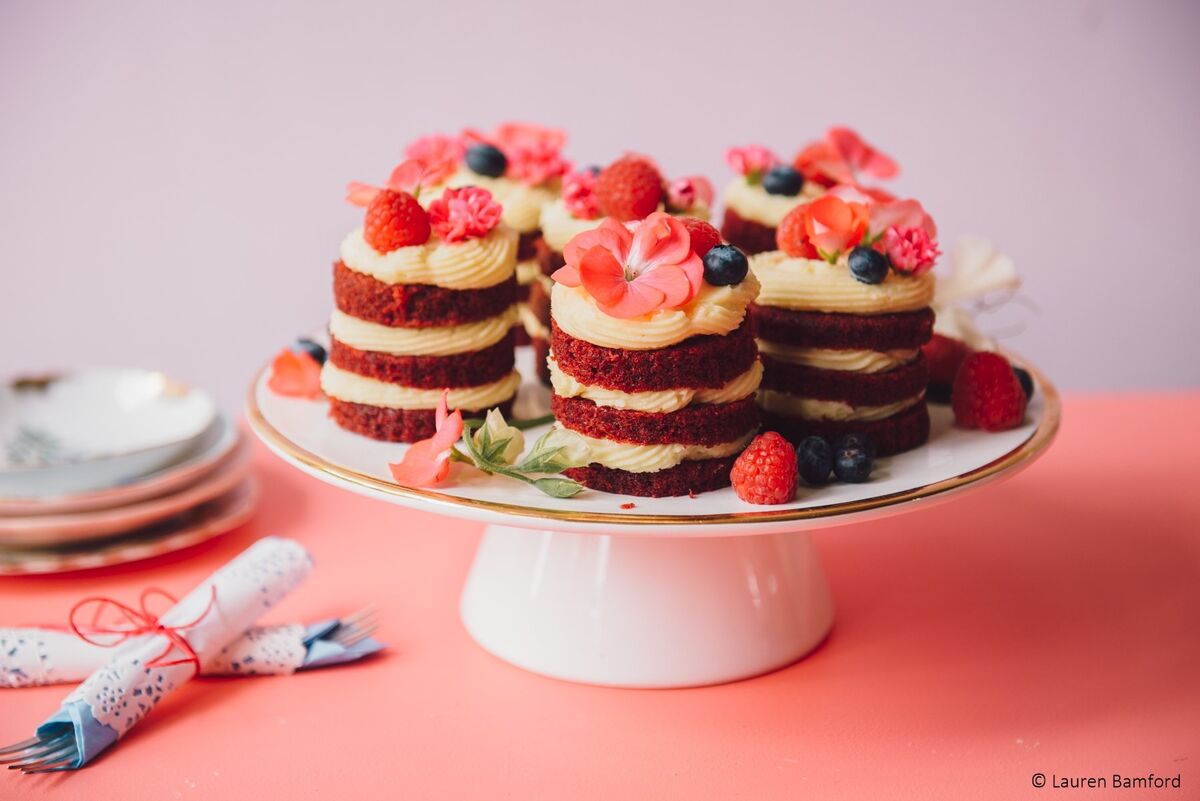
[
  {"left": 248, "top": 345, "right": 1060, "bottom": 537},
  {"left": 0, "top": 440, "right": 250, "bottom": 547},
  {"left": 0, "top": 415, "right": 240, "bottom": 517},
  {"left": 0, "top": 369, "right": 217, "bottom": 497},
  {"left": 0, "top": 479, "right": 258, "bottom": 576}
]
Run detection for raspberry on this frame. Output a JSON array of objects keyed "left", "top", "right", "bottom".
[
  {"left": 595, "top": 156, "right": 664, "bottom": 221},
  {"left": 952, "top": 351, "right": 1027, "bottom": 431},
  {"left": 680, "top": 218, "right": 721, "bottom": 257},
  {"left": 775, "top": 204, "right": 813, "bottom": 258},
  {"left": 923, "top": 334, "right": 971, "bottom": 386},
  {"left": 363, "top": 189, "right": 430, "bottom": 253},
  {"left": 730, "top": 431, "right": 798, "bottom": 505}
]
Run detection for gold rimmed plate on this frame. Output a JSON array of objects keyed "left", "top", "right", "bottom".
[{"left": 246, "top": 346, "right": 1059, "bottom": 536}]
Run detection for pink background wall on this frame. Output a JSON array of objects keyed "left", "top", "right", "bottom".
[{"left": 2, "top": 0, "right": 1198, "bottom": 409}]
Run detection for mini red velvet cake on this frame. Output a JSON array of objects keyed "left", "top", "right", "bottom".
[
  {"left": 322, "top": 162, "right": 519, "bottom": 442},
  {"left": 721, "top": 128, "right": 899, "bottom": 256},
  {"left": 405, "top": 124, "right": 570, "bottom": 348},
  {"left": 548, "top": 212, "right": 761, "bottom": 497},
  {"left": 536, "top": 156, "right": 712, "bottom": 386},
  {"left": 749, "top": 188, "right": 940, "bottom": 456}
]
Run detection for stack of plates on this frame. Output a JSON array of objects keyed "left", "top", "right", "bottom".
[{"left": 0, "top": 369, "right": 258, "bottom": 575}]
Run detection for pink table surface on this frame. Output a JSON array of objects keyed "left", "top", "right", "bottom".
[{"left": 2, "top": 392, "right": 1197, "bottom": 800}]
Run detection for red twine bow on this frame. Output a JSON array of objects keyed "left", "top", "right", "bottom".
[{"left": 68, "top": 587, "right": 218, "bottom": 678}]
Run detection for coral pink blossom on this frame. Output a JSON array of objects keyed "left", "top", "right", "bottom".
[
  {"left": 553, "top": 212, "right": 704, "bottom": 319},
  {"left": 794, "top": 127, "right": 899, "bottom": 187},
  {"left": 666, "top": 176, "right": 714, "bottom": 212},
  {"left": 268, "top": 349, "right": 322, "bottom": 399},
  {"left": 828, "top": 183, "right": 897, "bottom": 206},
  {"left": 346, "top": 159, "right": 431, "bottom": 206},
  {"left": 725, "top": 145, "right": 779, "bottom": 181},
  {"left": 404, "top": 134, "right": 464, "bottom": 186},
  {"left": 882, "top": 226, "right": 940, "bottom": 275},
  {"left": 388, "top": 391, "right": 464, "bottom": 487},
  {"left": 562, "top": 169, "right": 601, "bottom": 220},
  {"left": 428, "top": 186, "right": 503, "bottom": 243},
  {"left": 803, "top": 196, "right": 869, "bottom": 260}
]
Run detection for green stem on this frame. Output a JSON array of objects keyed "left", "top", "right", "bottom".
[{"left": 462, "top": 413, "right": 555, "bottom": 432}]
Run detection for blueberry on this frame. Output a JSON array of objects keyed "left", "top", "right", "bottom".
[
  {"left": 465, "top": 144, "right": 507, "bottom": 178},
  {"left": 835, "top": 432, "right": 877, "bottom": 460},
  {"left": 926, "top": 382, "right": 952, "bottom": 404},
  {"left": 796, "top": 436, "right": 833, "bottom": 485},
  {"left": 702, "top": 244, "right": 749, "bottom": 286},
  {"left": 848, "top": 246, "right": 889, "bottom": 284},
  {"left": 833, "top": 442, "right": 873, "bottom": 483},
  {"left": 1013, "top": 366, "right": 1035, "bottom": 400},
  {"left": 762, "top": 165, "right": 804, "bottom": 196},
  {"left": 294, "top": 338, "right": 326, "bottom": 365},
  {"left": 583, "top": 164, "right": 601, "bottom": 176}
]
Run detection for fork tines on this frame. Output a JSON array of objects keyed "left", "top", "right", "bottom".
[{"left": 0, "top": 731, "right": 79, "bottom": 773}]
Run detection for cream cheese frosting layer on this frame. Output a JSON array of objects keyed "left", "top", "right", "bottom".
[
  {"left": 321, "top": 364, "right": 520, "bottom": 411},
  {"left": 519, "top": 304, "right": 550, "bottom": 341},
  {"left": 549, "top": 358, "right": 762, "bottom": 414},
  {"left": 759, "top": 390, "right": 924, "bottom": 422},
  {"left": 439, "top": 169, "right": 558, "bottom": 233},
  {"left": 550, "top": 272, "right": 760, "bottom": 351},
  {"left": 557, "top": 425, "right": 756, "bottom": 473},
  {"left": 340, "top": 226, "right": 516, "bottom": 290},
  {"left": 723, "top": 177, "right": 821, "bottom": 227},
  {"left": 329, "top": 306, "right": 519, "bottom": 356},
  {"left": 751, "top": 252, "right": 934, "bottom": 314},
  {"left": 540, "top": 199, "right": 606, "bottom": 253},
  {"left": 515, "top": 259, "right": 541, "bottom": 287},
  {"left": 756, "top": 340, "right": 919, "bottom": 373}
]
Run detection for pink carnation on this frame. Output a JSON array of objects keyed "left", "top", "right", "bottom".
[
  {"left": 881, "top": 226, "right": 940, "bottom": 276},
  {"left": 428, "top": 186, "right": 503, "bottom": 243},
  {"left": 725, "top": 145, "right": 779, "bottom": 181},
  {"left": 507, "top": 141, "right": 570, "bottom": 186},
  {"left": 562, "top": 169, "right": 601, "bottom": 220},
  {"left": 666, "top": 176, "right": 714, "bottom": 212}
]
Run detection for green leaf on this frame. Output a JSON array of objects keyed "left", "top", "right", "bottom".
[
  {"left": 514, "top": 447, "right": 567, "bottom": 474},
  {"left": 531, "top": 476, "right": 585, "bottom": 498},
  {"left": 480, "top": 435, "right": 513, "bottom": 464}
]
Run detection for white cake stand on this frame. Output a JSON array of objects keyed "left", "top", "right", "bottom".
[{"left": 246, "top": 347, "right": 1059, "bottom": 688}]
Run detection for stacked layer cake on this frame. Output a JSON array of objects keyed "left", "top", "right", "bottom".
[
  {"left": 322, "top": 174, "right": 520, "bottom": 441},
  {"left": 548, "top": 212, "right": 761, "bottom": 497},
  {"left": 720, "top": 145, "right": 820, "bottom": 255},
  {"left": 408, "top": 124, "right": 569, "bottom": 350},
  {"left": 535, "top": 157, "right": 712, "bottom": 385},
  {"left": 749, "top": 194, "right": 939, "bottom": 456}
]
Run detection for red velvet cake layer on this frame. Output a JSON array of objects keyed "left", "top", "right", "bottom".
[
  {"left": 329, "top": 334, "right": 515, "bottom": 389},
  {"left": 762, "top": 401, "right": 930, "bottom": 456},
  {"left": 720, "top": 208, "right": 779, "bottom": 256},
  {"left": 760, "top": 353, "right": 929, "bottom": 406},
  {"left": 333, "top": 261, "right": 515, "bottom": 328},
  {"left": 564, "top": 455, "right": 738, "bottom": 498},
  {"left": 550, "top": 323, "right": 757, "bottom": 392},
  {"left": 552, "top": 394, "right": 759, "bottom": 446},
  {"left": 330, "top": 398, "right": 516, "bottom": 443},
  {"left": 750, "top": 304, "right": 935, "bottom": 352}
]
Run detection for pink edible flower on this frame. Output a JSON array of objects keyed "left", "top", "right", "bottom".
[
  {"left": 666, "top": 175, "right": 715, "bottom": 212},
  {"left": 268, "top": 349, "right": 322, "bottom": 399},
  {"left": 881, "top": 226, "right": 940, "bottom": 275},
  {"left": 428, "top": 186, "right": 504, "bottom": 243},
  {"left": 403, "top": 134, "right": 464, "bottom": 186},
  {"left": 866, "top": 198, "right": 938, "bottom": 242},
  {"left": 552, "top": 212, "right": 703, "bottom": 319},
  {"left": 345, "top": 159, "right": 431, "bottom": 206},
  {"left": 388, "top": 391, "right": 464, "bottom": 487},
  {"left": 795, "top": 127, "right": 899, "bottom": 188},
  {"left": 464, "top": 122, "right": 570, "bottom": 186},
  {"left": 725, "top": 145, "right": 779, "bottom": 182},
  {"left": 562, "top": 169, "right": 601, "bottom": 220}
]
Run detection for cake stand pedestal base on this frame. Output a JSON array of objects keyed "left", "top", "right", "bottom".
[{"left": 460, "top": 525, "right": 835, "bottom": 688}]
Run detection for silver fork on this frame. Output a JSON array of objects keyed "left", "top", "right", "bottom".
[
  {"left": 328, "top": 606, "right": 379, "bottom": 648},
  {"left": 0, "top": 730, "right": 79, "bottom": 773}
]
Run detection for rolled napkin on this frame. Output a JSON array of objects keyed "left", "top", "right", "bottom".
[
  {"left": 18, "top": 536, "right": 313, "bottom": 770},
  {"left": 0, "top": 615, "right": 382, "bottom": 687}
]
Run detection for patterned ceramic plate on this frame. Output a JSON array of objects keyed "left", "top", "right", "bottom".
[
  {"left": 0, "top": 368, "right": 217, "bottom": 497},
  {"left": 0, "top": 479, "right": 258, "bottom": 576}
]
